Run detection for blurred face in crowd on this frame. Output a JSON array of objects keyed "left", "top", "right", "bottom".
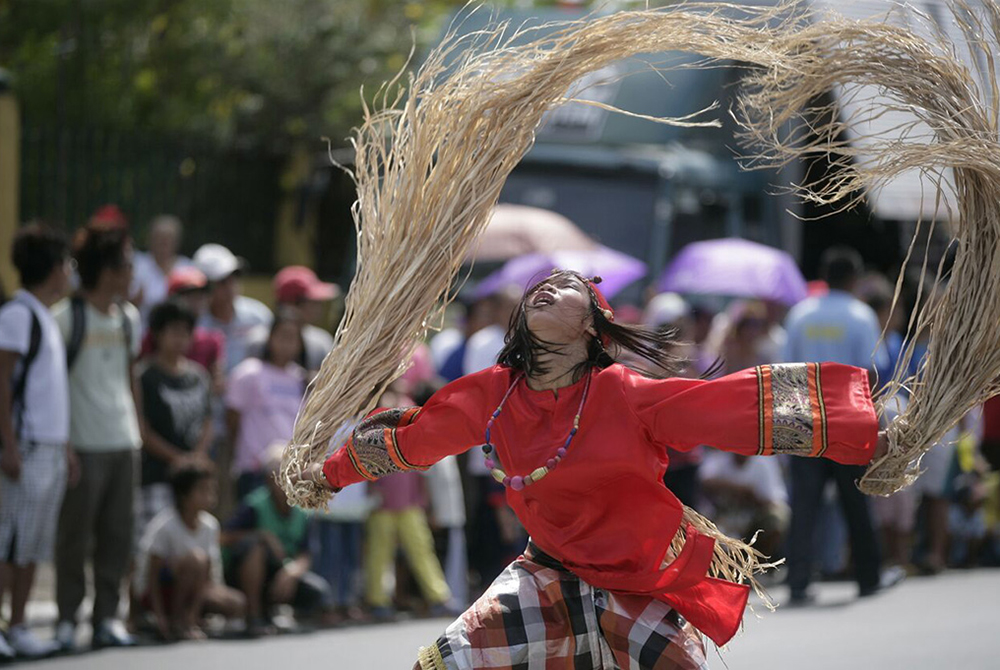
[
  {"left": 174, "top": 287, "right": 209, "bottom": 317},
  {"left": 108, "top": 242, "right": 134, "bottom": 299},
  {"left": 49, "top": 255, "right": 74, "bottom": 298},
  {"left": 210, "top": 273, "right": 240, "bottom": 309},
  {"left": 149, "top": 217, "right": 182, "bottom": 262},
  {"left": 184, "top": 477, "right": 217, "bottom": 515},
  {"left": 267, "top": 319, "right": 303, "bottom": 367},
  {"left": 156, "top": 321, "right": 193, "bottom": 359},
  {"left": 524, "top": 272, "right": 596, "bottom": 346},
  {"left": 299, "top": 299, "right": 324, "bottom": 326}
]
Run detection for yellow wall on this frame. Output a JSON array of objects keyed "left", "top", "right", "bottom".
[{"left": 0, "top": 90, "right": 19, "bottom": 293}]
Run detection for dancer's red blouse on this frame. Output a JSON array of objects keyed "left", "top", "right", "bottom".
[{"left": 324, "top": 362, "right": 878, "bottom": 645}]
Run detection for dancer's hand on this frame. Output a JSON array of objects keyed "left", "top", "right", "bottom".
[
  {"left": 872, "top": 430, "right": 889, "bottom": 463},
  {"left": 292, "top": 462, "right": 333, "bottom": 490}
]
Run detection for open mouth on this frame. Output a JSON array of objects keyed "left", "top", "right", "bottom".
[{"left": 531, "top": 291, "right": 556, "bottom": 307}]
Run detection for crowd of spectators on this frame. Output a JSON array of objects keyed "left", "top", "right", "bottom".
[{"left": 0, "top": 211, "right": 998, "bottom": 661}]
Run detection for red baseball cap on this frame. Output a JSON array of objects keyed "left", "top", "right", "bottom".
[
  {"left": 274, "top": 266, "right": 340, "bottom": 304},
  {"left": 88, "top": 204, "right": 129, "bottom": 230},
  {"left": 167, "top": 266, "right": 208, "bottom": 295}
]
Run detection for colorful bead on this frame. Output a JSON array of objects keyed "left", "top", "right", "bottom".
[{"left": 482, "top": 370, "right": 592, "bottom": 490}]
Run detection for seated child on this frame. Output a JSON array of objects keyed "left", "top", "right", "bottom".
[
  {"left": 221, "top": 445, "right": 333, "bottom": 635},
  {"left": 135, "top": 463, "right": 245, "bottom": 640}
]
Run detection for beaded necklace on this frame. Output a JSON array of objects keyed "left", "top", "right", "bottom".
[{"left": 481, "top": 369, "right": 594, "bottom": 491}]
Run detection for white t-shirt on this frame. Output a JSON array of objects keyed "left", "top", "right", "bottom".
[
  {"left": 135, "top": 507, "right": 223, "bottom": 594},
  {"left": 131, "top": 252, "right": 192, "bottom": 321},
  {"left": 0, "top": 291, "right": 70, "bottom": 444},
  {"left": 200, "top": 296, "right": 272, "bottom": 374},
  {"left": 429, "top": 328, "right": 464, "bottom": 372},
  {"left": 699, "top": 451, "right": 788, "bottom": 505},
  {"left": 52, "top": 298, "right": 142, "bottom": 451},
  {"left": 462, "top": 325, "right": 506, "bottom": 376}
]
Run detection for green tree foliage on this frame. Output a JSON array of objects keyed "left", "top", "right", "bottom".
[{"left": 0, "top": 0, "right": 560, "bottom": 148}]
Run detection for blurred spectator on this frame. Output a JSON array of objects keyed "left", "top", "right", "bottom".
[
  {"left": 642, "top": 293, "right": 703, "bottom": 507},
  {"left": 699, "top": 451, "right": 790, "bottom": 559},
  {"left": 134, "top": 463, "right": 244, "bottom": 640},
  {"left": 193, "top": 244, "right": 271, "bottom": 374},
  {"left": 313, "top": 479, "right": 372, "bottom": 623},
  {"left": 139, "top": 267, "right": 225, "bottom": 392},
  {"left": 225, "top": 309, "right": 307, "bottom": 499},
  {"left": 365, "top": 471, "right": 451, "bottom": 618},
  {"left": 859, "top": 273, "right": 914, "bottom": 569},
  {"left": 424, "top": 455, "right": 468, "bottom": 612},
  {"left": 906, "top": 328, "right": 959, "bottom": 575},
  {"left": 462, "top": 285, "right": 520, "bottom": 376},
  {"left": 0, "top": 224, "right": 73, "bottom": 658},
  {"left": 715, "top": 300, "right": 772, "bottom": 373},
  {"left": 221, "top": 447, "right": 332, "bottom": 636},
  {"left": 136, "top": 301, "right": 213, "bottom": 534},
  {"left": 433, "top": 293, "right": 500, "bottom": 382},
  {"left": 131, "top": 215, "right": 192, "bottom": 322},
  {"left": 53, "top": 224, "right": 142, "bottom": 650},
  {"left": 247, "top": 266, "right": 338, "bottom": 374},
  {"left": 979, "top": 395, "right": 1000, "bottom": 472},
  {"left": 949, "top": 468, "right": 988, "bottom": 567},
  {"left": 859, "top": 272, "right": 905, "bottom": 386},
  {"left": 782, "top": 246, "right": 887, "bottom": 604}
]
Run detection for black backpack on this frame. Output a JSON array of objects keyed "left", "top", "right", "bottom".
[
  {"left": 0, "top": 297, "right": 43, "bottom": 445},
  {"left": 65, "top": 295, "right": 133, "bottom": 370}
]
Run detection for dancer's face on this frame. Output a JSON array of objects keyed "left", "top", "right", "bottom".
[{"left": 524, "top": 272, "right": 597, "bottom": 345}]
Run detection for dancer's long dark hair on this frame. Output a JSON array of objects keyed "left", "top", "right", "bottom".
[{"left": 496, "top": 270, "right": 690, "bottom": 380}]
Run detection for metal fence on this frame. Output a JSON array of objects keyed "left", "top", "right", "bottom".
[{"left": 19, "top": 125, "right": 284, "bottom": 272}]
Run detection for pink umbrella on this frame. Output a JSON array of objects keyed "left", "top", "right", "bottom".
[
  {"left": 475, "top": 246, "right": 647, "bottom": 300},
  {"left": 657, "top": 238, "right": 807, "bottom": 306},
  {"left": 466, "top": 204, "right": 596, "bottom": 262}
]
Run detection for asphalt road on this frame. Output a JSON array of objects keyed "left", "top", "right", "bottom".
[{"left": 22, "top": 569, "right": 999, "bottom": 670}]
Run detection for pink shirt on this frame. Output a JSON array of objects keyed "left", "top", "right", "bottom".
[{"left": 225, "top": 358, "right": 305, "bottom": 475}]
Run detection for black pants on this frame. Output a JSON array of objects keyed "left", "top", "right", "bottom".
[{"left": 787, "top": 458, "right": 881, "bottom": 595}]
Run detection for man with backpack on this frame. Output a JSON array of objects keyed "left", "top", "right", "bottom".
[
  {"left": 0, "top": 224, "right": 75, "bottom": 658},
  {"left": 52, "top": 224, "right": 142, "bottom": 651}
]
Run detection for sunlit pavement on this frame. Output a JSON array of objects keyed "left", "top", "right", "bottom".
[{"left": 20, "top": 568, "right": 1000, "bottom": 670}]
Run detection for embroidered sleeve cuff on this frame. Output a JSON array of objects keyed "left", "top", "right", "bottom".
[{"left": 753, "top": 363, "right": 878, "bottom": 464}]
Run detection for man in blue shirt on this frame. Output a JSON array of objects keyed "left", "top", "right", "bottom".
[{"left": 782, "top": 247, "right": 887, "bottom": 604}]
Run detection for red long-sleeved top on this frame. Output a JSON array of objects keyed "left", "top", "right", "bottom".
[{"left": 325, "top": 362, "right": 878, "bottom": 645}]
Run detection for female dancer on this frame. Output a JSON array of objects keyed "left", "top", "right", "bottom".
[{"left": 298, "top": 270, "right": 884, "bottom": 669}]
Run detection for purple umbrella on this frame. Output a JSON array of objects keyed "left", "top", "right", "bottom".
[
  {"left": 657, "top": 238, "right": 807, "bottom": 306},
  {"left": 474, "top": 246, "right": 647, "bottom": 300}
]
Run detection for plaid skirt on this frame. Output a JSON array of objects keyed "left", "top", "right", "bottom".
[{"left": 418, "top": 543, "right": 709, "bottom": 670}]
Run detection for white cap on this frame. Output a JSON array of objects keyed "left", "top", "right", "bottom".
[
  {"left": 193, "top": 243, "right": 245, "bottom": 282},
  {"left": 644, "top": 292, "right": 690, "bottom": 329}
]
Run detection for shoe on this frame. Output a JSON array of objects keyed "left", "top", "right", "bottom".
[
  {"left": 8, "top": 624, "right": 59, "bottom": 658},
  {"left": 92, "top": 619, "right": 136, "bottom": 649},
  {"left": 879, "top": 565, "right": 907, "bottom": 591},
  {"left": 55, "top": 621, "right": 77, "bottom": 653},
  {"left": 0, "top": 632, "right": 15, "bottom": 660}
]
